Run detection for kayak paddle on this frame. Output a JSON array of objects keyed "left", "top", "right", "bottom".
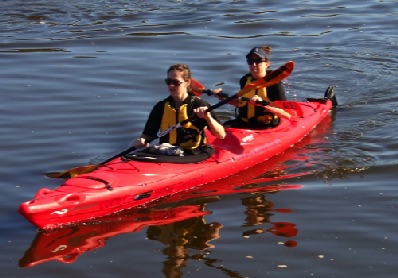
[
  {"left": 45, "top": 61, "right": 294, "bottom": 179},
  {"left": 200, "top": 89, "right": 292, "bottom": 119}
]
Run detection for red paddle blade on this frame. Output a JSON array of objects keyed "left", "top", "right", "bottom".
[
  {"left": 237, "top": 61, "right": 295, "bottom": 97},
  {"left": 191, "top": 78, "right": 206, "bottom": 96}
]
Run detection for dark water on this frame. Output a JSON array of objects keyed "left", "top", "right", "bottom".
[{"left": 2, "top": 0, "right": 398, "bottom": 277}]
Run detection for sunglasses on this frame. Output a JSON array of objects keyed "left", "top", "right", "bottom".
[
  {"left": 246, "top": 58, "right": 267, "bottom": 65},
  {"left": 165, "top": 78, "right": 185, "bottom": 86}
]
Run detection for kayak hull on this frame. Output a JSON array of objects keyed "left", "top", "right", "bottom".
[{"left": 19, "top": 98, "right": 332, "bottom": 229}]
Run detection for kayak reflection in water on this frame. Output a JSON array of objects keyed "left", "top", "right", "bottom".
[
  {"left": 132, "top": 63, "right": 225, "bottom": 155},
  {"left": 146, "top": 193, "right": 298, "bottom": 277},
  {"left": 241, "top": 194, "right": 298, "bottom": 248},
  {"left": 147, "top": 202, "right": 223, "bottom": 277}
]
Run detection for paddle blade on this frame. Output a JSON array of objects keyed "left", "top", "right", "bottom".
[
  {"left": 237, "top": 61, "right": 295, "bottom": 97},
  {"left": 191, "top": 78, "right": 206, "bottom": 96},
  {"left": 45, "top": 164, "right": 99, "bottom": 179},
  {"left": 277, "top": 60, "right": 294, "bottom": 80}
]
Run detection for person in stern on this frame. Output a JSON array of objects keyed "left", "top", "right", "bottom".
[
  {"left": 219, "top": 46, "right": 291, "bottom": 129},
  {"left": 132, "top": 63, "right": 226, "bottom": 157}
]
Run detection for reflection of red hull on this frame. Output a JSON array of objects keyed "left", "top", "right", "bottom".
[
  {"left": 19, "top": 98, "right": 332, "bottom": 229},
  {"left": 19, "top": 184, "right": 297, "bottom": 268},
  {"left": 19, "top": 205, "right": 209, "bottom": 267}
]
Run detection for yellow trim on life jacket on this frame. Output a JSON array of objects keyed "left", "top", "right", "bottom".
[
  {"left": 160, "top": 101, "right": 202, "bottom": 149},
  {"left": 239, "top": 76, "right": 276, "bottom": 124}
]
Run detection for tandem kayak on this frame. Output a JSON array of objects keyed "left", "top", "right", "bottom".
[{"left": 19, "top": 88, "right": 336, "bottom": 229}]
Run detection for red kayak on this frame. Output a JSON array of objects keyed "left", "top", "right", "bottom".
[
  {"left": 19, "top": 111, "right": 334, "bottom": 267},
  {"left": 18, "top": 88, "right": 335, "bottom": 230}
]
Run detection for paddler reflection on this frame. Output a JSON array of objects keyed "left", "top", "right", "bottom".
[
  {"left": 147, "top": 202, "right": 223, "bottom": 278},
  {"left": 241, "top": 194, "right": 298, "bottom": 247},
  {"left": 145, "top": 192, "right": 298, "bottom": 277}
]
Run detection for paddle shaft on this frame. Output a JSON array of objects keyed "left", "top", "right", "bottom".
[{"left": 202, "top": 89, "right": 270, "bottom": 106}]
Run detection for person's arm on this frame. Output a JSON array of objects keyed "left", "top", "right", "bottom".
[
  {"left": 264, "top": 104, "right": 291, "bottom": 119},
  {"left": 262, "top": 82, "right": 289, "bottom": 118},
  {"left": 212, "top": 88, "right": 240, "bottom": 107},
  {"left": 249, "top": 96, "right": 291, "bottom": 119},
  {"left": 132, "top": 134, "right": 152, "bottom": 148},
  {"left": 194, "top": 106, "right": 226, "bottom": 139},
  {"left": 133, "top": 102, "right": 164, "bottom": 147}
]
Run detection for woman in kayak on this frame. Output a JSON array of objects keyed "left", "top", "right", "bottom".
[
  {"left": 133, "top": 63, "right": 226, "bottom": 154},
  {"left": 221, "top": 46, "right": 290, "bottom": 128}
]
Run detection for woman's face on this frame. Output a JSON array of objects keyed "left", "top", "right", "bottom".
[
  {"left": 166, "top": 70, "right": 189, "bottom": 98},
  {"left": 247, "top": 55, "right": 269, "bottom": 79}
]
